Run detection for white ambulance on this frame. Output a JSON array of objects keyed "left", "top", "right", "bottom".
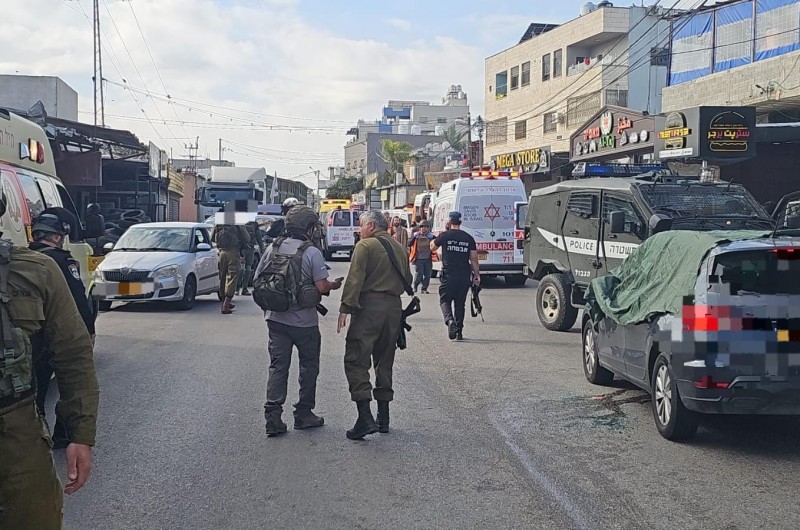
[{"left": 431, "top": 170, "right": 528, "bottom": 286}]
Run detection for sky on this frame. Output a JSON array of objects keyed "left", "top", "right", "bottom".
[{"left": 1, "top": 0, "right": 691, "bottom": 187}]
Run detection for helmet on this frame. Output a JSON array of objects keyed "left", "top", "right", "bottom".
[
  {"left": 285, "top": 205, "right": 320, "bottom": 232},
  {"left": 32, "top": 213, "right": 71, "bottom": 236},
  {"left": 282, "top": 197, "right": 300, "bottom": 208}
]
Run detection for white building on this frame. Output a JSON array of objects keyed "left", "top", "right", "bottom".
[
  {"left": 483, "top": 2, "right": 670, "bottom": 188},
  {"left": 0, "top": 75, "right": 79, "bottom": 120}
]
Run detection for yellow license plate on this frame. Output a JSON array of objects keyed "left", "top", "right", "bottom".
[
  {"left": 478, "top": 251, "right": 488, "bottom": 261},
  {"left": 118, "top": 282, "right": 144, "bottom": 295}
]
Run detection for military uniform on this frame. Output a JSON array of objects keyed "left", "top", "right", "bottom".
[
  {"left": 340, "top": 230, "right": 411, "bottom": 403},
  {"left": 211, "top": 224, "right": 250, "bottom": 307},
  {"left": 239, "top": 222, "right": 263, "bottom": 294},
  {"left": 0, "top": 244, "right": 99, "bottom": 530}
]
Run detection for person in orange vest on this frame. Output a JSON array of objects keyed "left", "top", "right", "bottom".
[{"left": 408, "top": 220, "right": 436, "bottom": 294}]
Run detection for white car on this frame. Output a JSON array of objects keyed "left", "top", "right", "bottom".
[{"left": 94, "top": 222, "right": 219, "bottom": 311}]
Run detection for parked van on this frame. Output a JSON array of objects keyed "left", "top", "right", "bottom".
[
  {"left": 0, "top": 109, "right": 101, "bottom": 295},
  {"left": 431, "top": 171, "right": 528, "bottom": 285},
  {"left": 321, "top": 208, "right": 360, "bottom": 260}
]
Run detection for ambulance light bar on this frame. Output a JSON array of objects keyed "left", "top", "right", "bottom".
[{"left": 460, "top": 170, "right": 520, "bottom": 179}]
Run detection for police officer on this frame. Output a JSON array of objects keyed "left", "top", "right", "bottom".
[
  {"left": 29, "top": 210, "right": 96, "bottom": 449},
  {"left": 431, "top": 211, "right": 480, "bottom": 341},
  {"left": 338, "top": 210, "right": 411, "bottom": 439},
  {"left": 0, "top": 196, "right": 99, "bottom": 529},
  {"left": 211, "top": 222, "right": 250, "bottom": 314}
]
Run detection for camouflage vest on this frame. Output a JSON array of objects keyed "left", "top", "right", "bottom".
[{"left": 0, "top": 240, "right": 33, "bottom": 400}]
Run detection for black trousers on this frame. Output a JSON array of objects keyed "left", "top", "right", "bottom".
[
  {"left": 439, "top": 270, "right": 471, "bottom": 331},
  {"left": 265, "top": 320, "right": 322, "bottom": 414},
  {"left": 33, "top": 351, "right": 69, "bottom": 443}
]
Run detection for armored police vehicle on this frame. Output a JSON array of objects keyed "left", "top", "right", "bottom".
[{"left": 520, "top": 163, "right": 774, "bottom": 331}]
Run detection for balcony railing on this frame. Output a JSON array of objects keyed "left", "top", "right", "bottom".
[{"left": 567, "top": 54, "right": 615, "bottom": 76}]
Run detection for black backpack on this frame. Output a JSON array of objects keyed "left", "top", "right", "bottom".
[{"left": 253, "top": 238, "right": 313, "bottom": 312}]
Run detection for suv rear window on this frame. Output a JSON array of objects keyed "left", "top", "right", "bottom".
[
  {"left": 332, "top": 211, "right": 351, "bottom": 226},
  {"left": 639, "top": 184, "right": 767, "bottom": 220},
  {"left": 712, "top": 250, "right": 800, "bottom": 295}
]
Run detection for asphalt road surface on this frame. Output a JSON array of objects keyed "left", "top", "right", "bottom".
[{"left": 48, "top": 259, "right": 800, "bottom": 530}]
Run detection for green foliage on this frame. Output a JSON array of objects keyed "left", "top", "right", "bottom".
[
  {"left": 379, "top": 139, "right": 413, "bottom": 182},
  {"left": 325, "top": 176, "right": 363, "bottom": 199},
  {"left": 440, "top": 124, "right": 467, "bottom": 152}
]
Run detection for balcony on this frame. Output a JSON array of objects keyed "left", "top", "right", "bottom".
[{"left": 567, "top": 54, "right": 616, "bottom": 76}]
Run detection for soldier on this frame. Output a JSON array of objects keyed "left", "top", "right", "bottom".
[
  {"left": 337, "top": 210, "right": 411, "bottom": 439},
  {"left": 0, "top": 197, "right": 99, "bottom": 529},
  {"left": 431, "top": 211, "right": 480, "bottom": 341},
  {"left": 265, "top": 197, "right": 300, "bottom": 240},
  {"left": 238, "top": 220, "right": 264, "bottom": 297},
  {"left": 211, "top": 221, "right": 250, "bottom": 314},
  {"left": 29, "top": 209, "right": 96, "bottom": 449},
  {"left": 255, "top": 206, "right": 342, "bottom": 436}
]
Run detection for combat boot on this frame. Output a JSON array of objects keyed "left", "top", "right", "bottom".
[
  {"left": 346, "top": 400, "right": 378, "bottom": 440},
  {"left": 241, "top": 287, "right": 251, "bottom": 296},
  {"left": 294, "top": 408, "right": 324, "bottom": 430},
  {"left": 265, "top": 411, "right": 287, "bottom": 436},
  {"left": 376, "top": 400, "right": 390, "bottom": 433},
  {"left": 221, "top": 297, "right": 234, "bottom": 314}
]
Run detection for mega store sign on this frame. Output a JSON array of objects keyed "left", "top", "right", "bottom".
[
  {"left": 491, "top": 146, "right": 551, "bottom": 174},
  {"left": 655, "top": 106, "right": 756, "bottom": 161},
  {"left": 571, "top": 107, "right": 654, "bottom": 162}
]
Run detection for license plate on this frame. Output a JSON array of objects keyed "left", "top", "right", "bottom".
[
  {"left": 478, "top": 251, "right": 488, "bottom": 261},
  {"left": 118, "top": 282, "right": 146, "bottom": 295}
]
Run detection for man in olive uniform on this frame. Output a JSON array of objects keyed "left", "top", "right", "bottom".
[
  {"left": 338, "top": 210, "right": 411, "bottom": 440},
  {"left": 0, "top": 198, "right": 99, "bottom": 529},
  {"left": 238, "top": 220, "right": 264, "bottom": 297},
  {"left": 29, "top": 210, "right": 97, "bottom": 449},
  {"left": 211, "top": 222, "right": 250, "bottom": 314}
]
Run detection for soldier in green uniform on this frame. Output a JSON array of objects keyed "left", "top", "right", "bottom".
[
  {"left": 0, "top": 197, "right": 100, "bottom": 529},
  {"left": 337, "top": 210, "right": 411, "bottom": 440},
  {"left": 211, "top": 222, "right": 250, "bottom": 314}
]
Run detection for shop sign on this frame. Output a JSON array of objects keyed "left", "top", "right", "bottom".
[
  {"left": 655, "top": 106, "right": 755, "bottom": 161},
  {"left": 572, "top": 109, "right": 654, "bottom": 160},
  {"left": 492, "top": 146, "right": 551, "bottom": 174}
]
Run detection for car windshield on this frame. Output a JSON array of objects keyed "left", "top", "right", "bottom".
[
  {"left": 639, "top": 184, "right": 771, "bottom": 226},
  {"left": 114, "top": 227, "right": 192, "bottom": 252},
  {"left": 201, "top": 188, "right": 253, "bottom": 204},
  {"left": 711, "top": 249, "right": 800, "bottom": 295}
]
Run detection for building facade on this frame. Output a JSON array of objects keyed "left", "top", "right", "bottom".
[
  {"left": 0, "top": 75, "right": 79, "bottom": 120},
  {"left": 483, "top": 3, "right": 670, "bottom": 189}
]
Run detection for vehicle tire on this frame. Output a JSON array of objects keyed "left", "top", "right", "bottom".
[
  {"left": 536, "top": 274, "right": 579, "bottom": 331},
  {"left": 651, "top": 352, "right": 700, "bottom": 441},
  {"left": 582, "top": 319, "right": 614, "bottom": 385},
  {"left": 98, "top": 300, "right": 113, "bottom": 312},
  {"left": 504, "top": 274, "right": 527, "bottom": 287},
  {"left": 176, "top": 276, "right": 196, "bottom": 311}
]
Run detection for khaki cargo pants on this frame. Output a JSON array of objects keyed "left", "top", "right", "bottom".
[
  {"left": 0, "top": 399, "right": 63, "bottom": 530},
  {"left": 344, "top": 293, "right": 402, "bottom": 402},
  {"left": 218, "top": 248, "right": 240, "bottom": 298}
]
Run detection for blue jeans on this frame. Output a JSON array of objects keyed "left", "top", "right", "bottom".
[{"left": 413, "top": 259, "right": 433, "bottom": 291}]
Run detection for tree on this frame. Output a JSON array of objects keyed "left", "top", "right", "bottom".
[
  {"left": 325, "top": 176, "right": 363, "bottom": 199},
  {"left": 440, "top": 124, "right": 468, "bottom": 152},
  {"left": 379, "top": 139, "right": 413, "bottom": 185}
]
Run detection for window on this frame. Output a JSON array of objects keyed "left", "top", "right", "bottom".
[
  {"left": 353, "top": 211, "right": 361, "bottom": 226},
  {"left": 346, "top": 162, "right": 352, "bottom": 171},
  {"left": 35, "top": 178, "right": 60, "bottom": 208},
  {"left": 567, "top": 192, "right": 599, "bottom": 219},
  {"left": 602, "top": 196, "right": 643, "bottom": 238},
  {"left": 553, "top": 49, "right": 563, "bottom": 78},
  {"left": 521, "top": 61, "right": 531, "bottom": 86},
  {"left": 542, "top": 53, "right": 551, "bottom": 81},
  {"left": 510, "top": 66, "right": 520, "bottom": 90},
  {"left": 486, "top": 117, "right": 508, "bottom": 146},
  {"left": 567, "top": 91, "right": 601, "bottom": 126},
  {"left": 712, "top": 250, "right": 800, "bottom": 296},
  {"left": 332, "top": 211, "right": 352, "bottom": 226},
  {"left": 605, "top": 89, "right": 628, "bottom": 107},
  {"left": 650, "top": 47, "right": 669, "bottom": 67},
  {"left": 194, "top": 228, "right": 208, "bottom": 246},
  {"left": 360, "top": 159, "right": 365, "bottom": 168},
  {"left": 437, "top": 117, "right": 447, "bottom": 124},
  {"left": 16, "top": 171, "right": 46, "bottom": 219},
  {"left": 495, "top": 71, "right": 508, "bottom": 99},
  {"left": 418, "top": 116, "right": 429, "bottom": 123},
  {"left": 543, "top": 112, "right": 558, "bottom": 133},
  {"left": 515, "top": 120, "right": 527, "bottom": 140}
]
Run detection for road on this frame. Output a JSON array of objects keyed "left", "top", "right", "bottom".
[{"left": 48, "top": 259, "right": 800, "bottom": 530}]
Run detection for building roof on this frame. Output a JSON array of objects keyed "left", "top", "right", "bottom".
[{"left": 519, "top": 23, "right": 559, "bottom": 43}]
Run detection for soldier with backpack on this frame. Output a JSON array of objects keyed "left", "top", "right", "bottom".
[
  {"left": 211, "top": 222, "right": 250, "bottom": 314},
  {"left": 252, "top": 206, "right": 342, "bottom": 436}
]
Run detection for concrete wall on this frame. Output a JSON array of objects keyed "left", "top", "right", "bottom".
[{"left": 0, "top": 75, "right": 78, "bottom": 120}]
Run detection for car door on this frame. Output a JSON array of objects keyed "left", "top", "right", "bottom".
[
  {"left": 194, "top": 228, "right": 217, "bottom": 293},
  {"left": 561, "top": 191, "right": 601, "bottom": 283},
  {"left": 597, "top": 194, "right": 645, "bottom": 278},
  {"left": 623, "top": 320, "right": 653, "bottom": 383},
  {"left": 514, "top": 201, "right": 528, "bottom": 265}
]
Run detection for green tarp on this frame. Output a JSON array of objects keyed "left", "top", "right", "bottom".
[{"left": 585, "top": 230, "right": 770, "bottom": 326}]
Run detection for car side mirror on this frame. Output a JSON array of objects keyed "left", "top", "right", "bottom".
[
  {"left": 649, "top": 213, "right": 672, "bottom": 234},
  {"left": 609, "top": 211, "right": 625, "bottom": 234},
  {"left": 196, "top": 243, "right": 212, "bottom": 251},
  {"left": 103, "top": 242, "right": 115, "bottom": 251},
  {"left": 787, "top": 214, "right": 800, "bottom": 229}
]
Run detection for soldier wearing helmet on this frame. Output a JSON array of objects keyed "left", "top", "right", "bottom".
[
  {"left": 265, "top": 197, "right": 302, "bottom": 240},
  {"left": 29, "top": 209, "right": 97, "bottom": 449},
  {"left": 254, "top": 205, "right": 342, "bottom": 436}
]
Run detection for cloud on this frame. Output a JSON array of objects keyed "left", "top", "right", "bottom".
[{"left": 387, "top": 18, "right": 412, "bottom": 31}]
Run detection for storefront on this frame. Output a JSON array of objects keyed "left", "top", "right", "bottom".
[
  {"left": 654, "top": 106, "right": 756, "bottom": 162},
  {"left": 570, "top": 106, "right": 655, "bottom": 164},
  {"left": 490, "top": 146, "right": 553, "bottom": 191}
]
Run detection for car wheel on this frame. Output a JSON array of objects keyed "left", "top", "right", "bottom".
[
  {"left": 176, "top": 276, "right": 196, "bottom": 311},
  {"left": 504, "top": 274, "right": 527, "bottom": 287},
  {"left": 98, "top": 300, "right": 112, "bottom": 312},
  {"left": 536, "top": 274, "right": 579, "bottom": 331},
  {"left": 582, "top": 319, "right": 614, "bottom": 385},
  {"left": 651, "top": 352, "right": 699, "bottom": 441}
]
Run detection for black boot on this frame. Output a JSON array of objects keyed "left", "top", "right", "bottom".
[
  {"left": 265, "top": 410, "right": 287, "bottom": 436},
  {"left": 294, "top": 408, "right": 324, "bottom": 430},
  {"left": 346, "top": 400, "right": 378, "bottom": 440},
  {"left": 376, "top": 400, "right": 390, "bottom": 433}
]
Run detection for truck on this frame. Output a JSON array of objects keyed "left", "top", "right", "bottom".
[{"left": 195, "top": 166, "right": 267, "bottom": 219}]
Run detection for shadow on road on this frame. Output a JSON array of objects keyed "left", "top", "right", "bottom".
[
  {"left": 693, "top": 415, "right": 800, "bottom": 455},
  {"left": 103, "top": 297, "right": 221, "bottom": 313}
]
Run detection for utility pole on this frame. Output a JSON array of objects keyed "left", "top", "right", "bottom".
[
  {"left": 218, "top": 138, "right": 223, "bottom": 161},
  {"left": 184, "top": 136, "right": 199, "bottom": 173},
  {"left": 309, "top": 166, "right": 320, "bottom": 211},
  {"left": 92, "top": 0, "right": 106, "bottom": 126},
  {"left": 474, "top": 115, "right": 486, "bottom": 169}
]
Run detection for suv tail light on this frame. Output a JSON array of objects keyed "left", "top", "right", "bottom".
[
  {"left": 770, "top": 248, "right": 800, "bottom": 260},
  {"left": 694, "top": 375, "right": 729, "bottom": 389}
]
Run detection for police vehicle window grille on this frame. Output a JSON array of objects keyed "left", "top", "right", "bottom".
[
  {"left": 639, "top": 185, "right": 766, "bottom": 219},
  {"left": 602, "top": 197, "right": 643, "bottom": 235},
  {"left": 567, "top": 193, "right": 597, "bottom": 219}
]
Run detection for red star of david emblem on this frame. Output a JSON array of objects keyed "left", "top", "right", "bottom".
[{"left": 484, "top": 203, "right": 501, "bottom": 222}]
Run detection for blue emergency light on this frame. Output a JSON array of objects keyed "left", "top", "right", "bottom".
[{"left": 572, "top": 162, "right": 665, "bottom": 178}]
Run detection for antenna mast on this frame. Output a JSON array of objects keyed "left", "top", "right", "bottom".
[{"left": 92, "top": 0, "right": 106, "bottom": 126}]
